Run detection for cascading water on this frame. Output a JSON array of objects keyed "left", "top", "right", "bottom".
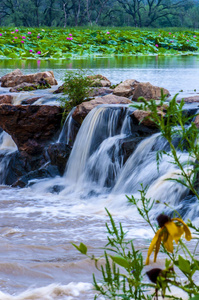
[
  {"left": 58, "top": 107, "right": 78, "bottom": 146},
  {"left": 59, "top": 104, "right": 194, "bottom": 215},
  {"left": 0, "top": 131, "right": 17, "bottom": 184},
  {"left": 64, "top": 105, "right": 133, "bottom": 194}
]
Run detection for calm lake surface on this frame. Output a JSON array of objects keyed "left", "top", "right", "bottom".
[{"left": 0, "top": 55, "right": 198, "bottom": 300}]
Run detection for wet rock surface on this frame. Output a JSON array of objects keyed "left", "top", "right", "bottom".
[
  {"left": 0, "top": 105, "right": 62, "bottom": 155},
  {"left": 0, "top": 94, "right": 13, "bottom": 104},
  {"left": 113, "top": 79, "right": 139, "bottom": 97},
  {"left": 1, "top": 70, "right": 57, "bottom": 87},
  {"left": 72, "top": 94, "right": 131, "bottom": 124},
  {"left": 47, "top": 143, "right": 71, "bottom": 175},
  {"left": 132, "top": 82, "right": 170, "bottom": 101}
]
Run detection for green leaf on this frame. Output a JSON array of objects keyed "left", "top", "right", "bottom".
[
  {"left": 189, "top": 295, "right": 199, "bottom": 300},
  {"left": 177, "top": 255, "right": 191, "bottom": 274},
  {"left": 72, "top": 242, "right": 87, "bottom": 255},
  {"left": 110, "top": 255, "right": 129, "bottom": 269}
]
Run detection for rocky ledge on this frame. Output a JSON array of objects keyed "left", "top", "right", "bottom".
[{"left": 0, "top": 69, "right": 174, "bottom": 187}]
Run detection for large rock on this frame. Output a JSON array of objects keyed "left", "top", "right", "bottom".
[
  {"left": 72, "top": 94, "right": 131, "bottom": 124},
  {"left": 1, "top": 71, "right": 58, "bottom": 87},
  {"left": 113, "top": 79, "right": 139, "bottom": 97},
  {"left": 132, "top": 108, "right": 165, "bottom": 128},
  {"left": 87, "top": 74, "right": 111, "bottom": 87},
  {"left": 132, "top": 82, "right": 170, "bottom": 101},
  {"left": 9, "top": 82, "right": 38, "bottom": 92},
  {"left": 178, "top": 96, "right": 199, "bottom": 103},
  {"left": 0, "top": 95, "right": 13, "bottom": 104},
  {"left": 0, "top": 105, "right": 62, "bottom": 155},
  {"left": 47, "top": 143, "right": 71, "bottom": 175},
  {"left": 0, "top": 69, "right": 23, "bottom": 82}
]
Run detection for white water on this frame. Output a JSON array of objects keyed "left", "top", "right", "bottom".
[{"left": 0, "top": 95, "right": 197, "bottom": 298}]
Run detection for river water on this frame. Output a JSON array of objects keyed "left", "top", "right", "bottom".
[{"left": 0, "top": 56, "right": 199, "bottom": 299}]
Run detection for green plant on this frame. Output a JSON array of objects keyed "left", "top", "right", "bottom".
[
  {"left": 58, "top": 69, "right": 94, "bottom": 123},
  {"left": 72, "top": 93, "right": 199, "bottom": 299}
]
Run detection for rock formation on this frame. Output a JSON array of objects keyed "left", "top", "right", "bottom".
[
  {"left": 1, "top": 70, "right": 57, "bottom": 87},
  {"left": 72, "top": 94, "right": 131, "bottom": 124},
  {"left": 0, "top": 105, "right": 62, "bottom": 155}
]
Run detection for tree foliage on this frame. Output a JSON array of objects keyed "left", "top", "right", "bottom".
[{"left": 0, "top": 0, "right": 198, "bottom": 28}]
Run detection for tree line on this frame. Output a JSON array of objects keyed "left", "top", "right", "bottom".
[{"left": 0, "top": 0, "right": 199, "bottom": 28}]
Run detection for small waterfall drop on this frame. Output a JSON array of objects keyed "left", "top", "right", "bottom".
[
  {"left": 0, "top": 131, "right": 17, "bottom": 184},
  {"left": 64, "top": 105, "right": 133, "bottom": 192},
  {"left": 58, "top": 107, "right": 78, "bottom": 146}
]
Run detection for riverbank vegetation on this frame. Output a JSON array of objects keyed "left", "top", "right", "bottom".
[{"left": 0, "top": 27, "right": 199, "bottom": 59}]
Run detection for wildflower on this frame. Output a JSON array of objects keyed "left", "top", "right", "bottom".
[
  {"left": 11, "top": 32, "right": 14, "bottom": 34},
  {"left": 194, "top": 35, "right": 196, "bottom": 38},
  {"left": 106, "top": 31, "right": 110, "bottom": 34},
  {"left": 155, "top": 44, "right": 158, "bottom": 47},
  {"left": 22, "top": 36, "right": 26, "bottom": 39},
  {"left": 15, "top": 29, "right": 19, "bottom": 32},
  {"left": 146, "top": 268, "right": 162, "bottom": 283},
  {"left": 146, "top": 214, "right": 192, "bottom": 265},
  {"left": 169, "top": 32, "right": 171, "bottom": 34},
  {"left": 173, "top": 35, "right": 175, "bottom": 38},
  {"left": 37, "top": 36, "right": 40, "bottom": 38},
  {"left": 187, "top": 40, "right": 189, "bottom": 42},
  {"left": 37, "top": 51, "right": 41, "bottom": 55},
  {"left": 28, "top": 32, "right": 31, "bottom": 35},
  {"left": 29, "top": 49, "right": 33, "bottom": 52},
  {"left": 69, "top": 33, "right": 72, "bottom": 36},
  {"left": 14, "top": 37, "right": 18, "bottom": 39},
  {"left": 21, "top": 41, "right": 24, "bottom": 43},
  {"left": 0, "top": 34, "right": 2, "bottom": 36}
]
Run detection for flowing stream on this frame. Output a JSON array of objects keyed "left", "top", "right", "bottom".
[{"left": 0, "top": 57, "right": 199, "bottom": 299}]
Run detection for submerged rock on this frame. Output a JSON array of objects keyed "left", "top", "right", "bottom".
[
  {"left": 0, "top": 105, "right": 62, "bottom": 155},
  {"left": 72, "top": 94, "right": 131, "bottom": 124},
  {"left": 1, "top": 70, "right": 58, "bottom": 87}
]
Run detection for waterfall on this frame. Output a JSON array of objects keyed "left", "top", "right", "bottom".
[
  {"left": 64, "top": 105, "right": 133, "bottom": 192},
  {"left": 61, "top": 104, "right": 191, "bottom": 210},
  {"left": 112, "top": 132, "right": 190, "bottom": 206},
  {"left": 58, "top": 107, "right": 78, "bottom": 146},
  {"left": 0, "top": 132, "right": 17, "bottom": 184}
]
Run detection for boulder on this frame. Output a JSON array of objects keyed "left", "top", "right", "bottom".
[
  {"left": 89, "top": 87, "right": 113, "bottom": 97},
  {"left": 72, "top": 94, "right": 131, "bottom": 124},
  {"left": 4, "top": 150, "right": 46, "bottom": 186},
  {"left": 178, "top": 95, "right": 199, "bottom": 103},
  {"left": 53, "top": 83, "right": 66, "bottom": 94},
  {"left": 0, "top": 95, "right": 13, "bottom": 104},
  {"left": 47, "top": 143, "right": 71, "bottom": 175},
  {"left": 132, "top": 82, "right": 170, "bottom": 101},
  {"left": 113, "top": 79, "right": 139, "bottom": 97},
  {"left": 9, "top": 82, "right": 38, "bottom": 92},
  {"left": 132, "top": 109, "right": 165, "bottom": 128},
  {"left": 0, "top": 69, "right": 23, "bottom": 82},
  {"left": 0, "top": 105, "right": 62, "bottom": 155},
  {"left": 194, "top": 115, "right": 199, "bottom": 128},
  {"left": 21, "top": 97, "right": 41, "bottom": 105},
  {"left": 87, "top": 74, "right": 111, "bottom": 87},
  {"left": 1, "top": 71, "right": 58, "bottom": 87}
]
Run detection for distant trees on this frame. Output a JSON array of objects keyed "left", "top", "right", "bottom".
[{"left": 0, "top": 0, "right": 199, "bottom": 28}]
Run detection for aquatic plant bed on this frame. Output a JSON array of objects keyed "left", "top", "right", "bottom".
[{"left": 0, "top": 28, "right": 199, "bottom": 59}]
